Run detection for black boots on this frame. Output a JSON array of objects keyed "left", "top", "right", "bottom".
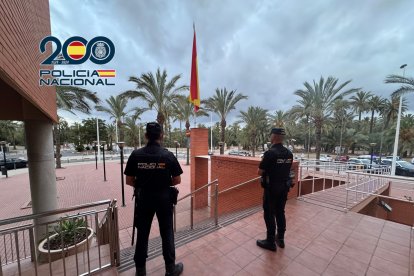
[
  {"left": 276, "top": 234, "right": 285, "bottom": 248},
  {"left": 136, "top": 266, "right": 146, "bottom": 276},
  {"left": 165, "top": 262, "right": 184, "bottom": 276},
  {"left": 256, "top": 235, "right": 276, "bottom": 251}
]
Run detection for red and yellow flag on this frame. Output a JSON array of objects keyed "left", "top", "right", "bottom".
[{"left": 190, "top": 25, "right": 200, "bottom": 112}]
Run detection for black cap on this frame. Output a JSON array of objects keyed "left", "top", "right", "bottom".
[
  {"left": 146, "top": 122, "right": 163, "bottom": 136},
  {"left": 270, "top": 128, "right": 286, "bottom": 135}
]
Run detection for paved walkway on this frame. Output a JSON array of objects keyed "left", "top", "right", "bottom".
[
  {"left": 0, "top": 160, "right": 191, "bottom": 232},
  {"left": 120, "top": 199, "right": 413, "bottom": 276}
]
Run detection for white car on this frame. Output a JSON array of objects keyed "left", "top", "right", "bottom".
[{"left": 319, "top": 154, "right": 332, "bottom": 162}]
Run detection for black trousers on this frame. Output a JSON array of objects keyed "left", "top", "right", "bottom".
[
  {"left": 263, "top": 187, "right": 288, "bottom": 239},
  {"left": 134, "top": 191, "right": 175, "bottom": 267}
]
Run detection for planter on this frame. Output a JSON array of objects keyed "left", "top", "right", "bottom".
[{"left": 38, "top": 227, "right": 94, "bottom": 262}]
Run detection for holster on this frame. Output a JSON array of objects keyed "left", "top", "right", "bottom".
[{"left": 261, "top": 175, "right": 270, "bottom": 189}]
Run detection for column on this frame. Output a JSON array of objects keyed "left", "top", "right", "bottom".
[{"left": 25, "top": 119, "right": 58, "bottom": 241}]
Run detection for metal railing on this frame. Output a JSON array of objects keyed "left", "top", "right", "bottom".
[
  {"left": 172, "top": 176, "right": 263, "bottom": 233},
  {"left": 0, "top": 199, "right": 120, "bottom": 276},
  {"left": 345, "top": 171, "right": 414, "bottom": 211},
  {"left": 173, "top": 179, "right": 218, "bottom": 232},
  {"left": 298, "top": 160, "right": 391, "bottom": 197}
]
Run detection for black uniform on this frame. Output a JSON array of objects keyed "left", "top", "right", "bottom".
[
  {"left": 259, "top": 143, "right": 293, "bottom": 240},
  {"left": 124, "top": 141, "right": 183, "bottom": 268}
]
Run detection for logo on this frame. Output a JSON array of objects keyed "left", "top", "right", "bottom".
[{"left": 39, "top": 36, "right": 116, "bottom": 86}]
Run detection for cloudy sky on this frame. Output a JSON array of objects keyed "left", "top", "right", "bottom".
[{"left": 50, "top": 0, "right": 414, "bottom": 126}]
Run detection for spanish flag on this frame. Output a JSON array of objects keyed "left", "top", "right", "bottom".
[
  {"left": 97, "top": 70, "right": 116, "bottom": 78},
  {"left": 190, "top": 24, "right": 200, "bottom": 112}
]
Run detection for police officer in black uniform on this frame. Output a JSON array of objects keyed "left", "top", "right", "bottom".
[
  {"left": 124, "top": 122, "right": 184, "bottom": 276},
  {"left": 257, "top": 128, "right": 293, "bottom": 251}
]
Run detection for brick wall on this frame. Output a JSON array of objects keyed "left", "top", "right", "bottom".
[
  {"left": 190, "top": 128, "right": 209, "bottom": 209},
  {"left": 0, "top": 0, "right": 57, "bottom": 121},
  {"left": 359, "top": 186, "right": 414, "bottom": 226},
  {"left": 210, "top": 155, "right": 299, "bottom": 216},
  {"left": 299, "top": 177, "right": 344, "bottom": 196}
]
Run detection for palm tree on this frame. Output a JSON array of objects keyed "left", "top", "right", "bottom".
[
  {"left": 238, "top": 106, "right": 268, "bottom": 157},
  {"left": 367, "top": 95, "right": 386, "bottom": 133},
  {"left": 289, "top": 92, "right": 313, "bottom": 155},
  {"left": 55, "top": 86, "right": 100, "bottom": 168},
  {"left": 96, "top": 95, "right": 129, "bottom": 143},
  {"left": 124, "top": 108, "right": 147, "bottom": 149},
  {"left": 269, "top": 110, "right": 288, "bottom": 127},
  {"left": 122, "top": 68, "right": 188, "bottom": 128},
  {"left": 294, "top": 76, "right": 359, "bottom": 160},
  {"left": 350, "top": 91, "right": 372, "bottom": 122},
  {"left": 202, "top": 88, "right": 248, "bottom": 154},
  {"left": 385, "top": 75, "right": 414, "bottom": 97},
  {"left": 399, "top": 114, "right": 414, "bottom": 157},
  {"left": 380, "top": 95, "right": 408, "bottom": 128},
  {"left": 172, "top": 95, "right": 208, "bottom": 133}
]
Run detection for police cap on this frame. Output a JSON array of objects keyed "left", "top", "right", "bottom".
[
  {"left": 270, "top": 128, "right": 286, "bottom": 135},
  {"left": 146, "top": 122, "right": 163, "bottom": 136}
]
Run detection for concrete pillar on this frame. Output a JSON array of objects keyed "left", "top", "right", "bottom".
[{"left": 25, "top": 119, "right": 58, "bottom": 241}]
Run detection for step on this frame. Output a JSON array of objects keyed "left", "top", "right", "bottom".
[{"left": 117, "top": 206, "right": 261, "bottom": 273}]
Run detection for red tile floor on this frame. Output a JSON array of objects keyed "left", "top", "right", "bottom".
[
  {"left": 119, "top": 199, "right": 413, "bottom": 276},
  {"left": 1, "top": 161, "right": 413, "bottom": 275}
]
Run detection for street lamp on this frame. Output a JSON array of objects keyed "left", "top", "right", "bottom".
[
  {"left": 218, "top": 142, "right": 224, "bottom": 155},
  {"left": 117, "top": 142, "right": 126, "bottom": 207},
  {"left": 93, "top": 141, "right": 98, "bottom": 170},
  {"left": 370, "top": 143, "right": 377, "bottom": 165},
  {"left": 185, "top": 130, "right": 190, "bottom": 165},
  {"left": 0, "top": 141, "right": 7, "bottom": 178},
  {"left": 391, "top": 64, "right": 407, "bottom": 176},
  {"left": 101, "top": 141, "right": 107, "bottom": 181},
  {"left": 174, "top": 141, "right": 179, "bottom": 158}
]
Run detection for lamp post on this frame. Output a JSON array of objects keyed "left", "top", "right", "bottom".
[
  {"left": 93, "top": 141, "right": 98, "bottom": 170},
  {"left": 117, "top": 142, "right": 126, "bottom": 207},
  {"left": 185, "top": 130, "right": 190, "bottom": 165},
  {"left": 0, "top": 141, "right": 7, "bottom": 178},
  {"left": 218, "top": 142, "right": 224, "bottom": 155},
  {"left": 101, "top": 141, "right": 107, "bottom": 181},
  {"left": 391, "top": 64, "right": 407, "bottom": 176},
  {"left": 174, "top": 141, "right": 179, "bottom": 158},
  {"left": 370, "top": 142, "right": 377, "bottom": 165}
]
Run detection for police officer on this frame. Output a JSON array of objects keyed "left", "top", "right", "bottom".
[
  {"left": 257, "top": 128, "right": 293, "bottom": 251},
  {"left": 124, "top": 122, "right": 184, "bottom": 276}
]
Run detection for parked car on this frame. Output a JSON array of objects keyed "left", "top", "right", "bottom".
[
  {"left": 381, "top": 159, "right": 414, "bottom": 177},
  {"left": 411, "top": 157, "right": 414, "bottom": 164},
  {"left": 347, "top": 158, "right": 370, "bottom": 170},
  {"left": 0, "top": 158, "right": 28, "bottom": 170},
  {"left": 228, "top": 150, "right": 251, "bottom": 157},
  {"left": 319, "top": 154, "right": 332, "bottom": 162},
  {"left": 335, "top": 155, "right": 349, "bottom": 162}
]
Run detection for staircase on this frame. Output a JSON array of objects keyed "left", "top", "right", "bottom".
[{"left": 117, "top": 206, "right": 261, "bottom": 273}]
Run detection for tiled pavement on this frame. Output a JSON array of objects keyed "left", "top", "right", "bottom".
[
  {"left": 1, "top": 162, "right": 413, "bottom": 275},
  {"left": 0, "top": 160, "right": 191, "bottom": 232},
  {"left": 119, "top": 199, "right": 413, "bottom": 276}
]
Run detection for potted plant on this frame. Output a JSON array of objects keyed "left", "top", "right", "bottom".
[{"left": 38, "top": 217, "right": 94, "bottom": 262}]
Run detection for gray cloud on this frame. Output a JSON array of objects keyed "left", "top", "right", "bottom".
[{"left": 50, "top": 0, "right": 414, "bottom": 125}]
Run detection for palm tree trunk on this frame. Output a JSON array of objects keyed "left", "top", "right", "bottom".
[
  {"left": 315, "top": 120, "right": 322, "bottom": 160},
  {"left": 369, "top": 110, "right": 375, "bottom": 133},
  {"left": 252, "top": 133, "right": 256, "bottom": 157},
  {"left": 220, "top": 119, "right": 226, "bottom": 154},
  {"left": 157, "top": 112, "right": 165, "bottom": 126}
]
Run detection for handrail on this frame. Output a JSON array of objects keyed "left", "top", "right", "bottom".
[
  {"left": 218, "top": 176, "right": 261, "bottom": 194},
  {"left": 347, "top": 171, "right": 414, "bottom": 182},
  {"left": 0, "top": 199, "right": 113, "bottom": 227},
  {"left": 177, "top": 179, "right": 218, "bottom": 202}
]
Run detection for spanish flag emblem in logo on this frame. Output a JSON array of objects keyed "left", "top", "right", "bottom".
[
  {"left": 97, "top": 70, "right": 116, "bottom": 78},
  {"left": 67, "top": 41, "right": 86, "bottom": 60}
]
